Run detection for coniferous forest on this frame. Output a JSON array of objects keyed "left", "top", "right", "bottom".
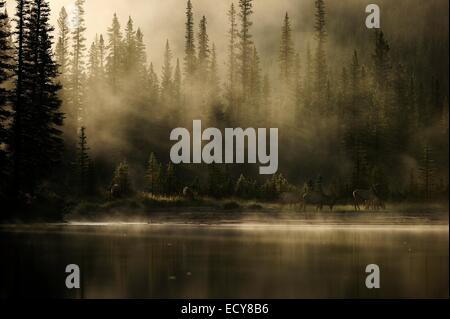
[{"left": 0, "top": 0, "right": 448, "bottom": 220}]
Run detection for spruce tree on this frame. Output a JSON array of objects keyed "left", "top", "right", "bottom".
[
  {"left": 11, "top": 0, "right": 30, "bottom": 194},
  {"left": 184, "top": 0, "right": 196, "bottom": 79},
  {"left": 238, "top": 0, "right": 254, "bottom": 98},
  {"left": 112, "top": 160, "right": 131, "bottom": 196},
  {"left": 124, "top": 16, "right": 137, "bottom": 76},
  {"left": 97, "top": 34, "right": 106, "bottom": 80},
  {"left": 76, "top": 126, "right": 90, "bottom": 195},
  {"left": 145, "top": 152, "right": 160, "bottom": 194},
  {"left": 173, "top": 58, "right": 182, "bottom": 109},
  {"left": 160, "top": 40, "right": 173, "bottom": 105},
  {"left": 147, "top": 62, "right": 160, "bottom": 103},
  {"left": 314, "top": 0, "right": 327, "bottom": 99},
  {"left": 12, "top": 0, "right": 64, "bottom": 194},
  {"left": 249, "top": 46, "right": 261, "bottom": 110},
  {"left": 55, "top": 7, "right": 69, "bottom": 84},
  {"left": 135, "top": 28, "right": 147, "bottom": 84},
  {"left": 69, "top": 0, "right": 86, "bottom": 129},
  {"left": 226, "top": 3, "right": 238, "bottom": 109},
  {"left": 106, "top": 13, "right": 122, "bottom": 90},
  {"left": 197, "top": 15, "right": 210, "bottom": 81},
  {"left": 0, "top": 0, "right": 13, "bottom": 194},
  {"left": 87, "top": 37, "right": 99, "bottom": 82},
  {"left": 279, "top": 12, "right": 294, "bottom": 85}
]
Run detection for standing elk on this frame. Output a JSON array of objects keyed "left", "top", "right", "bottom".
[
  {"left": 353, "top": 185, "right": 384, "bottom": 211},
  {"left": 302, "top": 190, "right": 336, "bottom": 212}
]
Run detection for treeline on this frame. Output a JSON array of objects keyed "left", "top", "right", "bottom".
[
  {"left": 109, "top": 152, "right": 296, "bottom": 201},
  {"left": 0, "top": 0, "right": 448, "bottom": 209}
]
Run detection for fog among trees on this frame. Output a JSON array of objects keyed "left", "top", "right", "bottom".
[{"left": 0, "top": 0, "right": 448, "bottom": 210}]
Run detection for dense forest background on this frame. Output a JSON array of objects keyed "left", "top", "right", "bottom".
[{"left": 0, "top": 0, "right": 448, "bottom": 212}]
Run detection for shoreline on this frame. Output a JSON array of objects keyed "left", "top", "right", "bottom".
[{"left": 1, "top": 210, "right": 448, "bottom": 227}]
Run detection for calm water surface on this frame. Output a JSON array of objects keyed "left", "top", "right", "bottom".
[{"left": 0, "top": 223, "right": 448, "bottom": 298}]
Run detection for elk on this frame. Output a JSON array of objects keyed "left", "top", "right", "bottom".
[
  {"left": 302, "top": 191, "right": 336, "bottom": 212},
  {"left": 353, "top": 185, "right": 383, "bottom": 211}
]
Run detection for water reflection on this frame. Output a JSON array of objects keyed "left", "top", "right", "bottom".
[{"left": 0, "top": 224, "right": 448, "bottom": 298}]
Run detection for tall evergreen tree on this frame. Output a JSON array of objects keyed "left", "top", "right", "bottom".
[
  {"left": 55, "top": 7, "right": 69, "bottom": 83},
  {"left": 135, "top": 28, "right": 147, "bottom": 83},
  {"left": 0, "top": 0, "right": 13, "bottom": 193},
  {"left": 238, "top": 0, "right": 254, "bottom": 98},
  {"left": 145, "top": 152, "right": 161, "bottom": 194},
  {"left": 106, "top": 13, "right": 122, "bottom": 90},
  {"left": 97, "top": 34, "right": 106, "bottom": 80},
  {"left": 11, "top": 0, "right": 64, "bottom": 194},
  {"left": 69, "top": 0, "right": 86, "bottom": 129},
  {"left": 76, "top": 126, "right": 90, "bottom": 194},
  {"left": 314, "top": 0, "right": 327, "bottom": 99},
  {"left": 226, "top": 3, "right": 238, "bottom": 109},
  {"left": 173, "top": 58, "right": 182, "bottom": 108},
  {"left": 184, "top": 0, "right": 196, "bottom": 79},
  {"left": 111, "top": 160, "right": 131, "bottom": 196},
  {"left": 160, "top": 40, "right": 173, "bottom": 104},
  {"left": 147, "top": 62, "right": 159, "bottom": 103},
  {"left": 249, "top": 45, "right": 261, "bottom": 108},
  {"left": 11, "top": 0, "right": 30, "bottom": 194},
  {"left": 279, "top": 12, "right": 295, "bottom": 85},
  {"left": 87, "top": 37, "right": 99, "bottom": 81},
  {"left": 197, "top": 15, "right": 210, "bottom": 82},
  {"left": 124, "top": 16, "right": 137, "bottom": 76}
]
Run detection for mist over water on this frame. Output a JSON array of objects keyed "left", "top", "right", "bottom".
[{"left": 0, "top": 223, "right": 448, "bottom": 298}]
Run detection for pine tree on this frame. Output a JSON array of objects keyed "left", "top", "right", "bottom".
[
  {"left": 197, "top": 15, "right": 210, "bottom": 82},
  {"left": 124, "top": 16, "right": 136, "bottom": 76},
  {"left": 279, "top": 12, "right": 294, "bottom": 85},
  {"left": 87, "top": 37, "right": 99, "bottom": 82},
  {"left": 184, "top": 0, "right": 196, "bottom": 79},
  {"left": 161, "top": 40, "right": 173, "bottom": 105},
  {"left": 238, "top": 0, "right": 254, "bottom": 98},
  {"left": 97, "top": 34, "right": 106, "bottom": 80},
  {"left": 0, "top": 0, "right": 13, "bottom": 193},
  {"left": 303, "top": 42, "right": 313, "bottom": 113},
  {"left": 249, "top": 45, "right": 261, "bottom": 110},
  {"left": 68, "top": 0, "right": 86, "bottom": 129},
  {"left": 145, "top": 152, "right": 160, "bottom": 194},
  {"left": 11, "top": 0, "right": 30, "bottom": 194},
  {"left": 76, "top": 126, "right": 90, "bottom": 195},
  {"left": 314, "top": 0, "right": 327, "bottom": 99},
  {"left": 112, "top": 160, "right": 131, "bottom": 196},
  {"left": 106, "top": 13, "right": 122, "bottom": 90},
  {"left": 55, "top": 7, "right": 69, "bottom": 84},
  {"left": 147, "top": 62, "right": 160, "bottom": 103},
  {"left": 173, "top": 58, "right": 182, "bottom": 108},
  {"left": 11, "top": 0, "right": 64, "bottom": 194},
  {"left": 226, "top": 3, "right": 239, "bottom": 114},
  {"left": 135, "top": 28, "right": 147, "bottom": 84}
]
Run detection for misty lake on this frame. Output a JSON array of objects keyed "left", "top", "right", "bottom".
[{"left": 0, "top": 223, "right": 448, "bottom": 298}]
